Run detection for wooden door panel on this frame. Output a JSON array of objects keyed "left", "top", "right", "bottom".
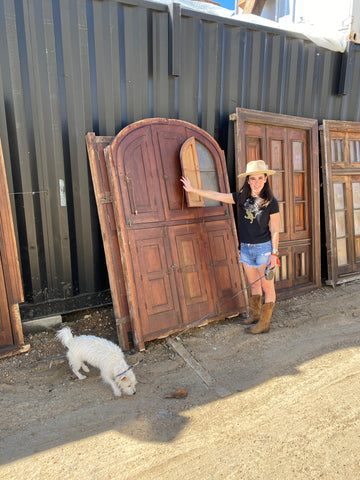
[
  {"left": 107, "top": 125, "right": 165, "bottom": 225},
  {"left": 203, "top": 220, "right": 246, "bottom": 313},
  {"left": 152, "top": 125, "right": 190, "bottom": 213},
  {"left": 168, "top": 224, "right": 215, "bottom": 325},
  {"left": 274, "top": 246, "right": 292, "bottom": 291},
  {"left": 243, "top": 123, "right": 267, "bottom": 164},
  {"left": 321, "top": 121, "right": 360, "bottom": 284},
  {"left": 292, "top": 244, "right": 312, "bottom": 285},
  {"left": 86, "top": 133, "right": 131, "bottom": 350},
  {"left": 352, "top": 179, "right": 360, "bottom": 266},
  {"left": 288, "top": 128, "right": 310, "bottom": 240},
  {"left": 267, "top": 127, "right": 289, "bottom": 239},
  {"left": 128, "top": 228, "right": 181, "bottom": 339},
  {"left": 232, "top": 108, "right": 320, "bottom": 299},
  {"left": 332, "top": 177, "right": 352, "bottom": 274},
  {"left": 153, "top": 122, "right": 229, "bottom": 220}
]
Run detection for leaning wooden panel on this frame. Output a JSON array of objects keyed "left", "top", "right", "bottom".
[
  {"left": 321, "top": 120, "right": 360, "bottom": 286},
  {"left": 230, "top": 108, "right": 321, "bottom": 300},
  {"left": 85, "top": 133, "right": 132, "bottom": 350},
  {"left": 0, "top": 139, "right": 28, "bottom": 357}
]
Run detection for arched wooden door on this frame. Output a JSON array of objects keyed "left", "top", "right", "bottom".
[{"left": 105, "top": 118, "right": 246, "bottom": 350}]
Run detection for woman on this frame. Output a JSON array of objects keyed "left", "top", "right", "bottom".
[{"left": 181, "top": 160, "right": 280, "bottom": 334}]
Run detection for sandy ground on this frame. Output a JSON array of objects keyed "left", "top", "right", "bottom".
[{"left": 1, "top": 280, "right": 360, "bottom": 480}]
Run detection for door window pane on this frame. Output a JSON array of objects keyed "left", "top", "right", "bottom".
[
  {"left": 337, "top": 238, "right": 348, "bottom": 266},
  {"left": 349, "top": 140, "right": 360, "bottom": 163},
  {"left": 354, "top": 210, "right": 360, "bottom": 236},
  {"left": 352, "top": 183, "right": 360, "bottom": 208},
  {"left": 331, "top": 139, "right": 344, "bottom": 163},
  {"left": 333, "top": 183, "right": 345, "bottom": 210},
  {"left": 335, "top": 211, "right": 347, "bottom": 237},
  {"left": 292, "top": 141, "right": 303, "bottom": 170}
]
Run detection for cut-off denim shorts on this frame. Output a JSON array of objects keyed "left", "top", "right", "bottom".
[{"left": 240, "top": 240, "right": 272, "bottom": 267}]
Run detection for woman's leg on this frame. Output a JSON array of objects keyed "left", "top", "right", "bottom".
[
  {"left": 260, "top": 264, "right": 276, "bottom": 303},
  {"left": 245, "top": 263, "right": 275, "bottom": 334},
  {"left": 243, "top": 263, "right": 263, "bottom": 296}
]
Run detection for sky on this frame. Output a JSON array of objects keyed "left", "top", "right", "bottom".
[{"left": 220, "top": 0, "right": 236, "bottom": 10}]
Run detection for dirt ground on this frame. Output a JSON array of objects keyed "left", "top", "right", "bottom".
[{"left": 1, "top": 280, "right": 360, "bottom": 480}]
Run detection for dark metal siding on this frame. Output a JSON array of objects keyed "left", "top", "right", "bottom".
[{"left": 0, "top": 0, "right": 359, "bottom": 315}]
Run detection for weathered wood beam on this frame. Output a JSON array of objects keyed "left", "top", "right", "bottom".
[{"left": 239, "top": 0, "right": 267, "bottom": 15}]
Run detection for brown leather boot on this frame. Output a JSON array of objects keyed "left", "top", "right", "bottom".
[
  {"left": 245, "top": 302, "right": 274, "bottom": 334},
  {"left": 239, "top": 295, "right": 262, "bottom": 325}
]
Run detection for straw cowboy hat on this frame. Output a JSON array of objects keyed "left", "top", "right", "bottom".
[{"left": 238, "top": 160, "right": 276, "bottom": 178}]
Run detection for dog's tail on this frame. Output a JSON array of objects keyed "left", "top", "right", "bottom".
[{"left": 56, "top": 327, "right": 74, "bottom": 348}]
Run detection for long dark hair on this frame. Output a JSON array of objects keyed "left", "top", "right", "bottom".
[{"left": 237, "top": 174, "right": 274, "bottom": 209}]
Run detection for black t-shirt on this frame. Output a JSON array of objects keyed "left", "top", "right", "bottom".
[{"left": 232, "top": 192, "right": 279, "bottom": 244}]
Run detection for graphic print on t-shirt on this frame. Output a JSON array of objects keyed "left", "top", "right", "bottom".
[{"left": 244, "top": 197, "right": 260, "bottom": 224}]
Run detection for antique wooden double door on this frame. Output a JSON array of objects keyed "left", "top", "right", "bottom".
[
  {"left": 321, "top": 120, "right": 360, "bottom": 285},
  {"left": 102, "top": 119, "right": 245, "bottom": 350},
  {"left": 231, "top": 108, "right": 321, "bottom": 299}
]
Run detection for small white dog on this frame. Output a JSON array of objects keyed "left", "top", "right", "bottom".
[{"left": 56, "top": 327, "right": 137, "bottom": 397}]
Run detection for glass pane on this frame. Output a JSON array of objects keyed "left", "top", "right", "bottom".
[
  {"left": 355, "top": 237, "right": 360, "bottom": 258},
  {"left": 335, "top": 211, "right": 347, "bottom": 237},
  {"left": 292, "top": 141, "right": 303, "bottom": 170},
  {"left": 333, "top": 183, "right": 345, "bottom": 210},
  {"left": 194, "top": 140, "right": 220, "bottom": 207},
  {"left": 349, "top": 140, "right": 360, "bottom": 163},
  {"left": 337, "top": 238, "right": 348, "bottom": 266},
  {"left": 352, "top": 183, "right": 360, "bottom": 208},
  {"left": 331, "top": 139, "right": 344, "bottom": 163},
  {"left": 197, "top": 142, "right": 216, "bottom": 171},
  {"left": 354, "top": 210, "right": 360, "bottom": 236}
]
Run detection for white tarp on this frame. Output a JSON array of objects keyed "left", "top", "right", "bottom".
[{"left": 152, "top": 0, "right": 349, "bottom": 52}]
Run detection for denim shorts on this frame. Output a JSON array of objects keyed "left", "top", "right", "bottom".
[{"left": 240, "top": 240, "right": 272, "bottom": 267}]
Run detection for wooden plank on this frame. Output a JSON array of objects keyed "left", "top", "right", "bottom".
[
  {"left": 85, "top": 133, "right": 132, "bottom": 350},
  {"left": 167, "top": 337, "right": 231, "bottom": 397}
]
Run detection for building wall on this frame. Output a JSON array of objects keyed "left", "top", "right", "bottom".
[{"left": 0, "top": 0, "right": 359, "bottom": 317}]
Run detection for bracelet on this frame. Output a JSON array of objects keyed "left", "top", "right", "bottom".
[{"left": 271, "top": 249, "right": 279, "bottom": 256}]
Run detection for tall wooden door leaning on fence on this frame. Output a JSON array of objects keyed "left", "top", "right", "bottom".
[
  {"left": 104, "top": 118, "right": 246, "bottom": 351},
  {"left": 0, "top": 139, "right": 28, "bottom": 358},
  {"left": 230, "top": 108, "right": 321, "bottom": 300},
  {"left": 320, "top": 120, "right": 360, "bottom": 286}
]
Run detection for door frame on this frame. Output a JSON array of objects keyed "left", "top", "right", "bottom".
[{"left": 230, "top": 108, "right": 321, "bottom": 299}]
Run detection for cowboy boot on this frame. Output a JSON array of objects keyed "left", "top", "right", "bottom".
[
  {"left": 245, "top": 302, "right": 274, "bottom": 334},
  {"left": 239, "top": 295, "right": 262, "bottom": 325}
]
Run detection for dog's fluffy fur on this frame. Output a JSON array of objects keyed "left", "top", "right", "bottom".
[{"left": 56, "top": 327, "right": 137, "bottom": 397}]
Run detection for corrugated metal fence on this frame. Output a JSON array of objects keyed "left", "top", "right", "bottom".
[{"left": 1, "top": 0, "right": 360, "bottom": 317}]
